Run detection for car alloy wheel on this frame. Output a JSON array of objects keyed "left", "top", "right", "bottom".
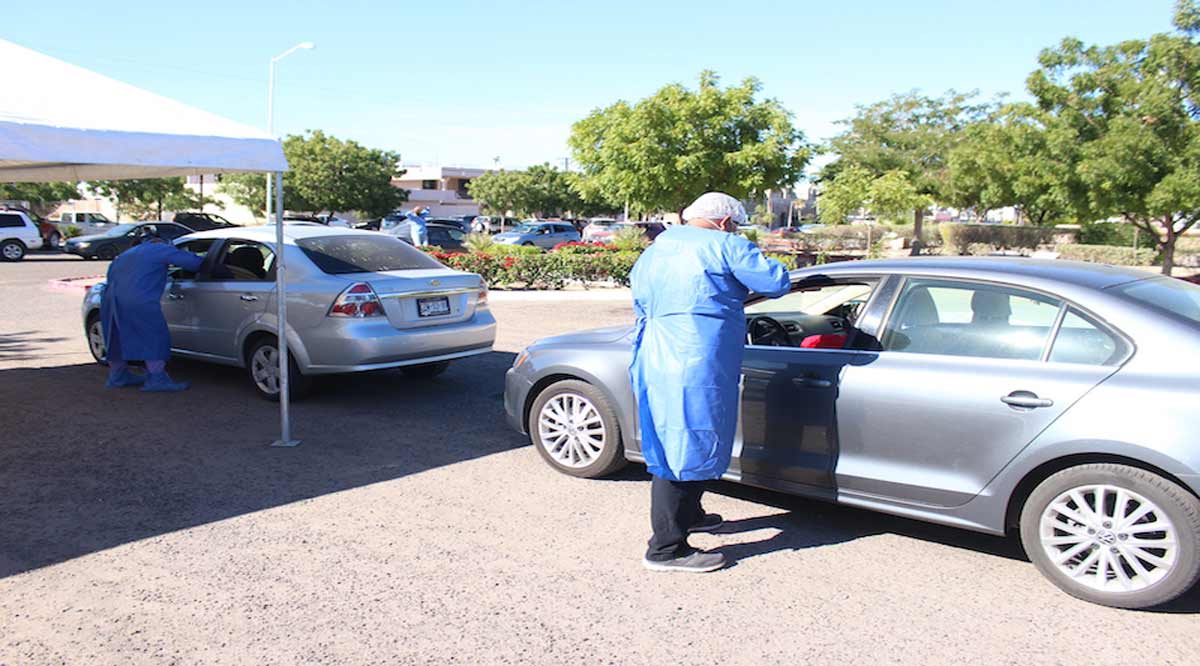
[
  {"left": 1, "top": 240, "right": 25, "bottom": 261},
  {"left": 88, "top": 318, "right": 108, "bottom": 364},
  {"left": 1038, "top": 484, "right": 1178, "bottom": 593},
  {"left": 97, "top": 246, "right": 117, "bottom": 260},
  {"left": 251, "top": 344, "right": 281, "bottom": 396},
  {"left": 538, "top": 392, "right": 608, "bottom": 469},
  {"left": 1021, "top": 464, "right": 1200, "bottom": 608},
  {"left": 528, "top": 379, "right": 626, "bottom": 478}
]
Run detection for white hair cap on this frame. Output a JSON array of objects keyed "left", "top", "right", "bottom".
[{"left": 681, "top": 192, "right": 747, "bottom": 225}]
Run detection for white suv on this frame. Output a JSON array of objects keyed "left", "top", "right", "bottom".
[{"left": 0, "top": 210, "right": 45, "bottom": 261}]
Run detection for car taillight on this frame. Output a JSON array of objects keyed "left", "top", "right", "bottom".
[
  {"left": 477, "top": 286, "right": 489, "bottom": 306},
  {"left": 329, "top": 282, "right": 384, "bottom": 317}
]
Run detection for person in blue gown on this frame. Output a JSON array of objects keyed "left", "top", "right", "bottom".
[
  {"left": 405, "top": 206, "right": 430, "bottom": 246},
  {"left": 100, "top": 230, "right": 204, "bottom": 392},
  {"left": 630, "top": 192, "right": 791, "bottom": 573}
]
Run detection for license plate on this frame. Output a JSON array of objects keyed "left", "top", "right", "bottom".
[{"left": 417, "top": 296, "right": 451, "bottom": 317}]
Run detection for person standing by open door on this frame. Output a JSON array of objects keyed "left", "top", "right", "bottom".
[
  {"left": 630, "top": 192, "right": 791, "bottom": 573},
  {"left": 100, "top": 229, "right": 204, "bottom": 392}
]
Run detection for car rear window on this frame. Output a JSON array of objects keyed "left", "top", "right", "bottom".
[
  {"left": 297, "top": 235, "right": 441, "bottom": 274},
  {"left": 1110, "top": 277, "right": 1200, "bottom": 326}
]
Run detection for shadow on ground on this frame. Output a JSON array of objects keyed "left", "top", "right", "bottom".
[
  {"left": 0, "top": 331, "right": 71, "bottom": 363},
  {"left": 0, "top": 351, "right": 526, "bottom": 579}
]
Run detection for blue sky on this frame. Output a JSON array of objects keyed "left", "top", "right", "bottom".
[{"left": 6, "top": 0, "right": 1176, "bottom": 170}]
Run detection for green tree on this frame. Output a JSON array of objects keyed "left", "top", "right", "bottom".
[
  {"left": 568, "top": 71, "right": 812, "bottom": 215},
  {"left": 818, "top": 165, "right": 930, "bottom": 225},
  {"left": 91, "top": 178, "right": 216, "bottom": 220},
  {"left": 0, "top": 182, "right": 80, "bottom": 217},
  {"left": 826, "top": 90, "right": 990, "bottom": 252},
  {"left": 1026, "top": 0, "right": 1200, "bottom": 274},
  {"left": 218, "top": 131, "right": 407, "bottom": 219},
  {"left": 469, "top": 164, "right": 612, "bottom": 218}
]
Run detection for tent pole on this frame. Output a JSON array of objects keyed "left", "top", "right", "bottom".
[{"left": 271, "top": 171, "right": 299, "bottom": 447}]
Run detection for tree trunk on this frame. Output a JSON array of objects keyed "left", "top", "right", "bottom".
[
  {"left": 910, "top": 208, "right": 924, "bottom": 256},
  {"left": 1161, "top": 215, "right": 1176, "bottom": 276}
]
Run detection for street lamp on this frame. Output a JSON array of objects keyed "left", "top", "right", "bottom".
[{"left": 265, "top": 41, "right": 314, "bottom": 219}]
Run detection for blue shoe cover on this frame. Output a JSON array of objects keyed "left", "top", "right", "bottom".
[
  {"left": 141, "top": 373, "right": 190, "bottom": 392},
  {"left": 106, "top": 368, "right": 146, "bottom": 389}
]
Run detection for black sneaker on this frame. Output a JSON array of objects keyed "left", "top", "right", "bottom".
[
  {"left": 643, "top": 551, "right": 726, "bottom": 573},
  {"left": 688, "top": 513, "right": 725, "bottom": 533}
]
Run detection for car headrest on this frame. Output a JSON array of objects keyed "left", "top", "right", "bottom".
[{"left": 971, "top": 290, "right": 1011, "bottom": 324}]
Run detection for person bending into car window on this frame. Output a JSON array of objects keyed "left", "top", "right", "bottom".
[
  {"left": 101, "top": 229, "right": 204, "bottom": 392},
  {"left": 630, "top": 192, "right": 791, "bottom": 573}
]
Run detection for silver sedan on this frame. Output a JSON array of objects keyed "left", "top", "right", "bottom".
[
  {"left": 82, "top": 226, "right": 495, "bottom": 399},
  {"left": 505, "top": 257, "right": 1200, "bottom": 609}
]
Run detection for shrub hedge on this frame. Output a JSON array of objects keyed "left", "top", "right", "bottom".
[
  {"left": 1055, "top": 244, "right": 1158, "bottom": 266},
  {"left": 940, "top": 223, "right": 1055, "bottom": 255},
  {"left": 424, "top": 249, "right": 641, "bottom": 289}
]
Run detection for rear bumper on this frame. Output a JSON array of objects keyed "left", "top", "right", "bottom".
[
  {"left": 504, "top": 367, "right": 533, "bottom": 434},
  {"left": 299, "top": 309, "right": 498, "bottom": 375}
]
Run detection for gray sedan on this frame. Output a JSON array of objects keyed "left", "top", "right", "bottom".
[
  {"left": 492, "top": 221, "right": 580, "bottom": 249},
  {"left": 82, "top": 226, "right": 495, "bottom": 399},
  {"left": 505, "top": 257, "right": 1200, "bottom": 609}
]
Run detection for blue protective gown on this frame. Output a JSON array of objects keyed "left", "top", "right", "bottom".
[
  {"left": 629, "top": 225, "right": 791, "bottom": 481},
  {"left": 405, "top": 211, "right": 430, "bottom": 246},
  {"left": 100, "top": 242, "right": 204, "bottom": 361}
]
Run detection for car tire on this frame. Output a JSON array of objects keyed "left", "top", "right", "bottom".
[
  {"left": 97, "top": 245, "right": 117, "bottom": 261},
  {"left": 86, "top": 313, "right": 108, "bottom": 366},
  {"left": 1, "top": 240, "right": 26, "bottom": 262},
  {"left": 246, "top": 337, "right": 313, "bottom": 402},
  {"left": 1019, "top": 463, "right": 1200, "bottom": 609},
  {"left": 400, "top": 361, "right": 450, "bottom": 379},
  {"left": 522, "top": 241, "right": 535, "bottom": 247},
  {"left": 48, "top": 232, "right": 62, "bottom": 249},
  {"left": 528, "top": 379, "right": 627, "bottom": 478}
]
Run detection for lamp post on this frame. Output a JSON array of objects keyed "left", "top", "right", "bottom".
[
  {"left": 265, "top": 41, "right": 314, "bottom": 219},
  {"left": 265, "top": 41, "right": 312, "bottom": 449}
]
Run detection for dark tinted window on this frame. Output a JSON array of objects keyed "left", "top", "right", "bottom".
[
  {"left": 158, "top": 224, "right": 189, "bottom": 239},
  {"left": 0, "top": 213, "right": 25, "bottom": 228},
  {"left": 297, "top": 235, "right": 441, "bottom": 274},
  {"left": 1111, "top": 277, "right": 1200, "bottom": 326}
]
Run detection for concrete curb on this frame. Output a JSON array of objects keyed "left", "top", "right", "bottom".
[{"left": 47, "top": 276, "right": 104, "bottom": 293}]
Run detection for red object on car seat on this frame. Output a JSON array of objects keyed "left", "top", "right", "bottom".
[{"left": 800, "top": 333, "right": 848, "bottom": 349}]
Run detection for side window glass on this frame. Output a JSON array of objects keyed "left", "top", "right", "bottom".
[
  {"left": 1049, "top": 309, "right": 1126, "bottom": 365},
  {"left": 448, "top": 229, "right": 464, "bottom": 241},
  {"left": 170, "top": 239, "right": 215, "bottom": 280},
  {"left": 881, "top": 279, "right": 1060, "bottom": 361},
  {"left": 744, "top": 280, "right": 879, "bottom": 348},
  {"left": 217, "top": 240, "right": 275, "bottom": 281},
  {"left": 0, "top": 213, "right": 23, "bottom": 228}
]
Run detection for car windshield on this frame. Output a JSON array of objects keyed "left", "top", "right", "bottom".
[
  {"left": 102, "top": 224, "right": 138, "bottom": 237},
  {"left": 1110, "top": 276, "right": 1200, "bottom": 326},
  {"left": 297, "top": 235, "right": 442, "bottom": 274},
  {"left": 512, "top": 223, "right": 541, "bottom": 234}
]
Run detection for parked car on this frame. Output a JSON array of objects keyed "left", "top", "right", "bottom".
[
  {"left": 63, "top": 222, "right": 192, "bottom": 260},
  {"left": 56, "top": 211, "right": 117, "bottom": 236},
  {"left": 0, "top": 208, "right": 46, "bottom": 261},
  {"left": 81, "top": 226, "right": 495, "bottom": 399},
  {"left": 396, "top": 222, "right": 468, "bottom": 253},
  {"left": 170, "top": 212, "right": 238, "bottom": 232},
  {"left": 505, "top": 257, "right": 1200, "bottom": 609},
  {"left": 493, "top": 221, "right": 581, "bottom": 249},
  {"left": 581, "top": 218, "right": 621, "bottom": 243},
  {"left": 471, "top": 216, "right": 520, "bottom": 234},
  {"left": 427, "top": 217, "right": 471, "bottom": 234}
]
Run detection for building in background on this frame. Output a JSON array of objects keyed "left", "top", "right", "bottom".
[{"left": 394, "top": 166, "right": 485, "bottom": 217}]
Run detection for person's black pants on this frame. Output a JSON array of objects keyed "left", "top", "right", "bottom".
[{"left": 645, "top": 475, "right": 706, "bottom": 561}]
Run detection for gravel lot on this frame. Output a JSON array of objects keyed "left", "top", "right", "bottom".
[{"left": 2, "top": 253, "right": 1198, "bottom": 665}]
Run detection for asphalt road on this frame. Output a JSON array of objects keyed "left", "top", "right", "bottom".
[{"left": 1, "top": 253, "right": 1198, "bottom": 665}]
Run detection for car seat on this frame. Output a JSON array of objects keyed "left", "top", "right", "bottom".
[{"left": 226, "top": 246, "right": 266, "bottom": 279}]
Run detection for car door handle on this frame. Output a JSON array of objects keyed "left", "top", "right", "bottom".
[
  {"left": 167, "top": 293, "right": 184, "bottom": 300},
  {"left": 793, "top": 377, "right": 833, "bottom": 389},
  {"left": 240, "top": 294, "right": 259, "bottom": 302},
  {"left": 1002, "top": 392, "right": 1054, "bottom": 409}
]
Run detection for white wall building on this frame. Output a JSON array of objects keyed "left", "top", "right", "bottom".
[{"left": 394, "top": 165, "right": 486, "bottom": 217}]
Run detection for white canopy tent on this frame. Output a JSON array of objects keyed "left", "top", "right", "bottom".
[{"left": 0, "top": 38, "right": 299, "bottom": 446}]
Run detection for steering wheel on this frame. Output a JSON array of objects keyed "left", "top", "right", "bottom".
[{"left": 747, "top": 315, "right": 792, "bottom": 346}]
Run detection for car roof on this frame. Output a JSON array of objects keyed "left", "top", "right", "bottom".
[
  {"left": 182, "top": 225, "right": 383, "bottom": 245},
  {"left": 805, "top": 256, "right": 1156, "bottom": 290}
]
